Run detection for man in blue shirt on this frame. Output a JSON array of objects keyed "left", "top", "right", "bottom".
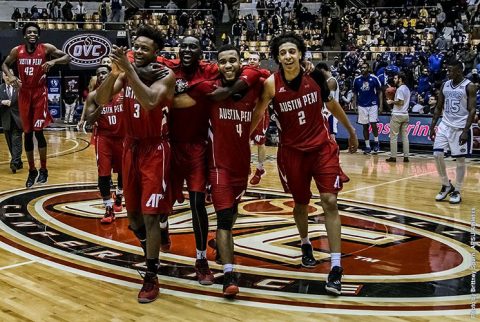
[{"left": 353, "top": 63, "right": 383, "bottom": 154}]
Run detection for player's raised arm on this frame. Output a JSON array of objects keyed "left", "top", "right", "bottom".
[
  {"left": 95, "top": 59, "right": 124, "bottom": 106},
  {"left": 251, "top": 75, "right": 274, "bottom": 134},
  {"left": 111, "top": 45, "right": 175, "bottom": 111}
]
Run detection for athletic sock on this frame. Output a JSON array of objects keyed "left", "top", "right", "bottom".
[{"left": 331, "top": 253, "right": 341, "bottom": 269}]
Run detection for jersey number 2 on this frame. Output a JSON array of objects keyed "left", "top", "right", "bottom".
[{"left": 298, "top": 111, "right": 306, "bottom": 125}]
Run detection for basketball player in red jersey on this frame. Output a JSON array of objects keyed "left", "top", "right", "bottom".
[
  {"left": 2, "top": 22, "right": 70, "bottom": 188},
  {"left": 155, "top": 36, "right": 265, "bottom": 285},
  {"left": 251, "top": 33, "right": 358, "bottom": 296},
  {"left": 247, "top": 53, "right": 271, "bottom": 185},
  {"left": 84, "top": 65, "right": 125, "bottom": 224},
  {"left": 174, "top": 44, "right": 264, "bottom": 299},
  {"left": 95, "top": 25, "right": 176, "bottom": 304}
]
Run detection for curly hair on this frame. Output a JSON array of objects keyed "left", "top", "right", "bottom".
[
  {"left": 135, "top": 25, "right": 164, "bottom": 50},
  {"left": 22, "top": 22, "right": 41, "bottom": 35},
  {"left": 269, "top": 32, "right": 306, "bottom": 64}
]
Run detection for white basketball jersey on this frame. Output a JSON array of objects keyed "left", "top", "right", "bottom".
[
  {"left": 323, "top": 77, "right": 340, "bottom": 118},
  {"left": 442, "top": 78, "right": 471, "bottom": 129}
]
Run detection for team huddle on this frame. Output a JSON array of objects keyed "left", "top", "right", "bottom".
[{"left": 2, "top": 21, "right": 475, "bottom": 305}]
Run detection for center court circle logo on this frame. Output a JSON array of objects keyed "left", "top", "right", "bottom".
[
  {"left": 62, "top": 34, "right": 112, "bottom": 67},
  {"left": 0, "top": 183, "right": 478, "bottom": 316}
]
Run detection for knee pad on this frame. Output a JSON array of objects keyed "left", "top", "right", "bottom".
[
  {"left": 24, "top": 132, "right": 34, "bottom": 152},
  {"left": 217, "top": 207, "right": 235, "bottom": 230},
  {"left": 98, "top": 176, "right": 111, "bottom": 198},
  {"left": 35, "top": 131, "right": 47, "bottom": 148}
]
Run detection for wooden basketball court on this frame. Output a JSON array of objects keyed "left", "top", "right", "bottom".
[{"left": 0, "top": 128, "right": 478, "bottom": 321}]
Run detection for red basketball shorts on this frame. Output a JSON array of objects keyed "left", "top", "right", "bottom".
[
  {"left": 171, "top": 142, "right": 208, "bottom": 202},
  {"left": 122, "top": 139, "right": 171, "bottom": 215},
  {"left": 95, "top": 135, "right": 123, "bottom": 176},
  {"left": 277, "top": 143, "right": 349, "bottom": 204},
  {"left": 18, "top": 86, "right": 52, "bottom": 133},
  {"left": 209, "top": 168, "right": 247, "bottom": 212}
]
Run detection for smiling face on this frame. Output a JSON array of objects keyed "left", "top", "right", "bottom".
[
  {"left": 179, "top": 36, "right": 202, "bottom": 68},
  {"left": 217, "top": 49, "right": 241, "bottom": 83},
  {"left": 132, "top": 36, "right": 157, "bottom": 67},
  {"left": 23, "top": 26, "right": 39, "bottom": 45},
  {"left": 277, "top": 42, "right": 301, "bottom": 73}
]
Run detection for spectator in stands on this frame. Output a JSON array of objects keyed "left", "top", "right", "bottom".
[
  {"left": 411, "top": 93, "right": 426, "bottom": 114},
  {"left": 436, "top": 8, "right": 446, "bottom": 29},
  {"left": 40, "top": 9, "right": 49, "bottom": 20},
  {"left": 22, "top": 8, "right": 31, "bottom": 20},
  {"left": 31, "top": 6, "right": 40, "bottom": 20},
  {"left": 245, "top": 14, "right": 256, "bottom": 41},
  {"left": 98, "top": 1, "right": 111, "bottom": 23},
  {"left": 258, "top": 16, "right": 268, "bottom": 41},
  {"left": 62, "top": 0, "right": 74, "bottom": 21},
  {"left": 257, "top": 0, "right": 267, "bottom": 18},
  {"left": 165, "top": 0, "right": 178, "bottom": 15},
  {"left": 75, "top": 1, "right": 86, "bottom": 28},
  {"left": 11, "top": 8, "right": 21, "bottom": 21},
  {"left": 231, "top": 18, "right": 243, "bottom": 47},
  {"left": 110, "top": 0, "right": 122, "bottom": 22}
]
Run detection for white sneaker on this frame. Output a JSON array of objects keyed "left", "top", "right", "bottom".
[
  {"left": 449, "top": 191, "right": 461, "bottom": 204},
  {"left": 435, "top": 182, "right": 455, "bottom": 201}
]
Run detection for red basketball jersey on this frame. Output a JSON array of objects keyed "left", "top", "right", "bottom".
[
  {"left": 191, "top": 79, "right": 262, "bottom": 179},
  {"left": 169, "top": 61, "right": 218, "bottom": 144},
  {"left": 95, "top": 91, "right": 125, "bottom": 137},
  {"left": 272, "top": 72, "right": 330, "bottom": 151},
  {"left": 16, "top": 43, "right": 47, "bottom": 88},
  {"left": 122, "top": 81, "right": 171, "bottom": 139}
]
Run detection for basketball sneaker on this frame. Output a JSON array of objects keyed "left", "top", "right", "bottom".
[
  {"left": 113, "top": 192, "right": 123, "bottom": 212},
  {"left": 363, "top": 147, "right": 371, "bottom": 155},
  {"left": 301, "top": 243, "right": 317, "bottom": 268},
  {"left": 372, "top": 141, "right": 379, "bottom": 153},
  {"left": 435, "top": 181, "right": 455, "bottom": 201},
  {"left": 403, "top": 157, "right": 410, "bottom": 162},
  {"left": 138, "top": 272, "right": 160, "bottom": 303},
  {"left": 160, "top": 223, "right": 171, "bottom": 253},
  {"left": 249, "top": 168, "right": 266, "bottom": 185},
  {"left": 195, "top": 258, "right": 215, "bottom": 285},
  {"left": 222, "top": 271, "right": 239, "bottom": 298},
  {"left": 325, "top": 266, "right": 343, "bottom": 295},
  {"left": 26, "top": 169, "right": 38, "bottom": 188},
  {"left": 100, "top": 206, "right": 115, "bottom": 224},
  {"left": 37, "top": 168, "right": 48, "bottom": 184},
  {"left": 385, "top": 157, "right": 396, "bottom": 163},
  {"left": 449, "top": 190, "right": 462, "bottom": 204}
]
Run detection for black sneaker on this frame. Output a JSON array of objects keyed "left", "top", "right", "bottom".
[
  {"left": 301, "top": 243, "right": 317, "bottom": 268},
  {"left": 325, "top": 266, "right": 343, "bottom": 295},
  {"left": 222, "top": 271, "right": 239, "bottom": 298},
  {"left": 435, "top": 181, "right": 455, "bottom": 201},
  {"left": 26, "top": 169, "right": 38, "bottom": 188},
  {"left": 37, "top": 168, "right": 48, "bottom": 184}
]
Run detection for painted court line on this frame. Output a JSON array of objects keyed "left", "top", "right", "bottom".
[
  {"left": 0, "top": 260, "right": 36, "bottom": 271},
  {"left": 340, "top": 167, "right": 456, "bottom": 195}
]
